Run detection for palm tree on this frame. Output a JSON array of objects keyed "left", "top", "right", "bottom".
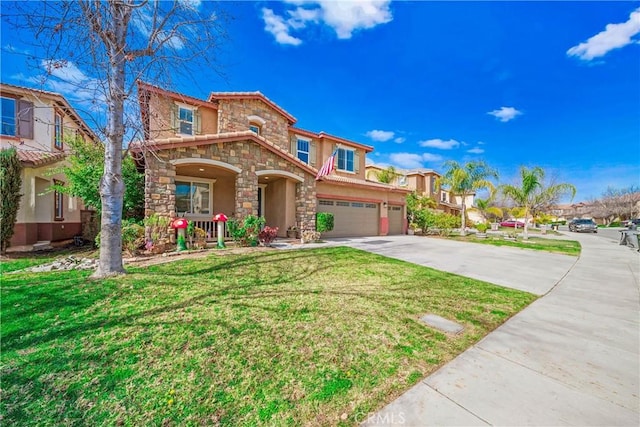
[
  {"left": 500, "top": 166, "right": 576, "bottom": 239},
  {"left": 368, "top": 166, "right": 401, "bottom": 184},
  {"left": 471, "top": 197, "right": 504, "bottom": 224},
  {"left": 438, "top": 160, "right": 498, "bottom": 236}
]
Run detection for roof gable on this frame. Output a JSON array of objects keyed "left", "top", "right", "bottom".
[{"left": 209, "top": 92, "right": 296, "bottom": 124}]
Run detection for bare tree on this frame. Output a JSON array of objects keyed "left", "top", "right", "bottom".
[
  {"left": 592, "top": 186, "right": 640, "bottom": 223},
  {"left": 5, "top": 1, "right": 226, "bottom": 277}
]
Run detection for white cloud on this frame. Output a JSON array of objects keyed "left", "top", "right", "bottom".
[
  {"left": 40, "top": 60, "right": 105, "bottom": 110},
  {"left": 567, "top": 7, "right": 640, "bottom": 61},
  {"left": 394, "top": 137, "right": 405, "bottom": 144},
  {"left": 366, "top": 129, "right": 395, "bottom": 141},
  {"left": 262, "top": 8, "right": 303, "bottom": 46},
  {"left": 262, "top": 1, "right": 392, "bottom": 45},
  {"left": 418, "top": 138, "right": 460, "bottom": 150},
  {"left": 467, "top": 147, "right": 485, "bottom": 154},
  {"left": 389, "top": 152, "right": 442, "bottom": 169},
  {"left": 488, "top": 106, "right": 522, "bottom": 122}
]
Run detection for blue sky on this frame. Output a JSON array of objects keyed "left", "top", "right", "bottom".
[{"left": 2, "top": 1, "right": 639, "bottom": 202}]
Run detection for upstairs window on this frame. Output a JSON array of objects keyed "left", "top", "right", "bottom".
[
  {"left": 54, "top": 111, "right": 64, "bottom": 150},
  {"left": 398, "top": 175, "right": 407, "bottom": 186},
  {"left": 296, "top": 138, "right": 309, "bottom": 164},
  {"left": 1, "top": 97, "right": 33, "bottom": 138},
  {"left": 249, "top": 122, "right": 262, "bottom": 135},
  {"left": 179, "top": 106, "right": 193, "bottom": 135},
  {"left": 1, "top": 97, "right": 16, "bottom": 136},
  {"left": 337, "top": 148, "right": 355, "bottom": 173}
]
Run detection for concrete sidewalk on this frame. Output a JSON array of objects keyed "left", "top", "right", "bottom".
[{"left": 350, "top": 233, "right": 639, "bottom": 426}]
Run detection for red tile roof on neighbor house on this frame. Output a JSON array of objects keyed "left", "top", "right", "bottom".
[
  {"left": 318, "top": 174, "right": 411, "bottom": 193},
  {"left": 208, "top": 91, "right": 297, "bottom": 124},
  {"left": 17, "top": 150, "right": 66, "bottom": 167}
]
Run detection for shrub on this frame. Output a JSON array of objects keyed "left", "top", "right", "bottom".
[
  {"left": 608, "top": 221, "right": 622, "bottom": 227},
  {"left": 95, "top": 219, "right": 145, "bottom": 255},
  {"left": 258, "top": 226, "right": 279, "bottom": 246},
  {"left": 476, "top": 222, "right": 488, "bottom": 233},
  {"left": 144, "top": 214, "right": 171, "bottom": 246},
  {"left": 316, "top": 212, "right": 334, "bottom": 233},
  {"left": 227, "top": 215, "right": 266, "bottom": 247},
  {"left": 0, "top": 148, "right": 23, "bottom": 254}
]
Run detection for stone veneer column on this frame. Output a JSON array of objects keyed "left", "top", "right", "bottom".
[
  {"left": 144, "top": 152, "right": 176, "bottom": 244},
  {"left": 295, "top": 175, "right": 317, "bottom": 231},
  {"left": 235, "top": 168, "right": 258, "bottom": 217}
]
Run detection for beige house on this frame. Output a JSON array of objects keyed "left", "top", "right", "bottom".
[
  {"left": 0, "top": 83, "right": 96, "bottom": 248},
  {"left": 137, "top": 82, "right": 409, "bottom": 240},
  {"left": 365, "top": 165, "right": 473, "bottom": 217}
]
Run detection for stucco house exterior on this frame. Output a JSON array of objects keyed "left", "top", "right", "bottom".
[
  {"left": 365, "top": 165, "right": 474, "bottom": 218},
  {"left": 0, "top": 83, "right": 96, "bottom": 248},
  {"left": 136, "top": 82, "right": 409, "bottom": 241}
]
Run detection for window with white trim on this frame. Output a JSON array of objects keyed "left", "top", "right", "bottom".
[
  {"left": 175, "top": 179, "right": 212, "bottom": 214},
  {"left": 54, "top": 111, "right": 64, "bottom": 150},
  {"left": 398, "top": 175, "right": 407, "bottom": 186},
  {"left": 178, "top": 106, "right": 194, "bottom": 135},
  {"left": 337, "top": 148, "right": 355, "bottom": 172},
  {"left": 296, "top": 138, "right": 309, "bottom": 164}
]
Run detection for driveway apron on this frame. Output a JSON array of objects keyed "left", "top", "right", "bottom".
[{"left": 344, "top": 234, "right": 640, "bottom": 426}]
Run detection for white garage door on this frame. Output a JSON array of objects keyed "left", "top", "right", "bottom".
[
  {"left": 317, "top": 200, "right": 379, "bottom": 237},
  {"left": 388, "top": 205, "right": 404, "bottom": 235}
]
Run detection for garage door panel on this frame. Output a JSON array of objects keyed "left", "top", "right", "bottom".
[
  {"left": 318, "top": 200, "right": 378, "bottom": 237},
  {"left": 388, "top": 205, "right": 403, "bottom": 235}
]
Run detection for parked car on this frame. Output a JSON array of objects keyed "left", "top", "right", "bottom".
[
  {"left": 569, "top": 218, "right": 598, "bottom": 233},
  {"left": 500, "top": 220, "right": 526, "bottom": 228}
]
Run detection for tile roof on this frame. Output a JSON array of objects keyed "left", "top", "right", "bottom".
[
  {"left": 134, "top": 131, "right": 316, "bottom": 176},
  {"left": 209, "top": 92, "right": 297, "bottom": 124},
  {"left": 17, "top": 150, "right": 66, "bottom": 167},
  {"left": 137, "top": 81, "right": 215, "bottom": 109},
  {"left": 319, "top": 174, "right": 411, "bottom": 193}
]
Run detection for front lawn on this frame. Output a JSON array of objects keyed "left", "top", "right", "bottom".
[
  {"left": 1, "top": 247, "right": 536, "bottom": 426},
  {"left": 450, "top": 234, "right": 581, "bottom": 256}
]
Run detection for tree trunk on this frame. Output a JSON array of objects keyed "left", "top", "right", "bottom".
[
  {"left": 92, "top": 2, "right": 129, "bottom": 278},
  {"left": 523, "top": 207, "right": 529, "bottom": 240},
  {"left": 460, "top": 200, "right": 467, "bottom": 236}
]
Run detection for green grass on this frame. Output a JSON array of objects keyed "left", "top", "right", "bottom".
[
  {"left": 451, "top": 234, "right": 581, "bottom": 256},
  {"left": 1, "top": 247, "right": 536, "bottom": 426}
]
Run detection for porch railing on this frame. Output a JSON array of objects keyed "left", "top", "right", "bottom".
[{"left": 187, "top": 218, "right": 230, "bottom": 242}]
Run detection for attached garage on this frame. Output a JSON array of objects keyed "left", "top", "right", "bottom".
[
  {"left": 317, "top": 199, "right": 379, "bottom": 237},
  {"left": 388, "top": 205, "right": 404, "bottom": 235}
]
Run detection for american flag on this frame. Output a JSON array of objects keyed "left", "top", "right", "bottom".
[{"left": 315, "top": 148, "right": 338, "bottom": 180}]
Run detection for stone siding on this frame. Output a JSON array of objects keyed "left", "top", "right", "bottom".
[
  {"left": 217, "top": 99, "right": 290, "bottom": 151},
  {"left": 145, "top": 139, "right": 316, "bottom": 244}
]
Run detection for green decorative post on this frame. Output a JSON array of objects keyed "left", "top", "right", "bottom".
[
  {"left": 213, "top": 213, "right": 228, "bottom": 249},
  {"left": 172, "top": 218, "right": 188, "bottom": 251}
]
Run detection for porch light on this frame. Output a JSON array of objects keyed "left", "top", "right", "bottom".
[
  {"left": 213, "top": 213, "right": 228, "bottom": 249},
  {"left": 171, "top": 218, "right": 189, "bottom": 251}
]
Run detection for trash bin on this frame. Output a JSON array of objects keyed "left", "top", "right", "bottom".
[{"left": 620, "top": 230, "right": 639, "bottom": 249}]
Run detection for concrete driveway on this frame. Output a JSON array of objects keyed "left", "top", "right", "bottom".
[
  {"left": 324, "top": 234, "right": 577, "bottom": 295},
  {"left": 324, "top": 233, "right": 639, "bottom": 426}
]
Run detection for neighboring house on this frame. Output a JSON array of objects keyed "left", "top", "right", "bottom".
[
  {"left": 365, "top": 165, "right": 473, "bottom": 217},
  {"left": 136, "top": 82, "right": 409, "bottom": 241},
  {"left": 0, "top": 83, "right": 97, "bottom": 248}
]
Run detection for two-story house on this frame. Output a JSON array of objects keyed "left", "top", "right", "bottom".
[
  {"left": 365, "top": 165, "right": 473, "bottom": 217},
  {"left": 0, "top": 83, "right": 97, "bottom": 249},
  {"left": 136, "top": 82, "right": 409, "bottom": 240}
]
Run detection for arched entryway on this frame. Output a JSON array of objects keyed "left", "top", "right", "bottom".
[{"left": 256, "top": 170, "right": 303, "bottom": 236}]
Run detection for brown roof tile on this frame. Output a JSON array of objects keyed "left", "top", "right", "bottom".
[{"left": 17, "top": 150, "right": 66, "bottom": 167}]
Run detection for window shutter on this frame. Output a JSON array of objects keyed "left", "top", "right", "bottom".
[
  {"left": 170, "top": 104, "right": 178, "bottom": 132},
  {"left": 194, "top": 110, "right": 201, "bottom": 135},
  {"left": 354, "top": 151, "right": 360, "bottom": 173},
  {"left": 309, "top": 141, "right": 317, "bottom": 166},
  {"left": 16, "top": 100, "right": 33, "bottom": 139},
  {"left": 290, "top": 135, "right": 297, "bottom": 156}
]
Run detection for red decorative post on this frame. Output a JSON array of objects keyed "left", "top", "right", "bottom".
[{"left": 213, "top": 213, "right": 228, "bottom": 249}]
